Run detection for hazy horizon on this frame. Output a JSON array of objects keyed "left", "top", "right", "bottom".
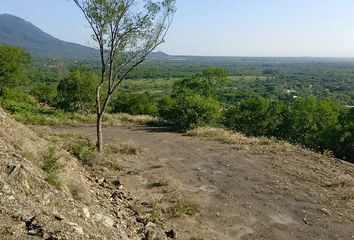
[{"left": 2, "top": 0, "right": 354, "bottom": 57}]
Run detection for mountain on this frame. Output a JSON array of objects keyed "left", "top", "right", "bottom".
[{"left": 0, "top": 14, "right": 98, "bottom": 59}]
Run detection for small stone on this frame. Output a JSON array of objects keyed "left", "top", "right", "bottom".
[
  {"left": 165, "top": 229, "right": 176, "bottom": 238},
  {"left": 320, "top": 208, "right": 330, "bottom": 216},
  {"left": 8, "top": 195, "right": 15, "bottom": 200},
  {"left": 82, "top": 208, "right": 90, "bottom": 219},
  {"left": 94, "top": 213, "right": 103, "bottom": 221},
  {"left": 97, "top": 178, "right": 105, "bottom": 185},
  {"left": 112, "top": 178, "right": 122, "bottom": 188},
  {"left": 146, "top": 222, "right": 167, "bottom": 240},
  {"left": 67, "top": 222, "right": 84, "bottom": 235},
  {"left": 102, "top": 216, "right": 114, "bottom": 228},
  {"left": 53, "top": 211, "right": 64, "bottom": 221}
]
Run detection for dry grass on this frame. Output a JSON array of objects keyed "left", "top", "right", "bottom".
[
  {"left": 104, "top": 113, "right": 157, "bottom": 126},
  {"left": 106, "top": 142, "right": 144, "bottom": 155},
  {"left": 66, "top": 177, "right": 91, "bottom": 202},
  {"left": 186, "top": 127, "right": 297, "bottom": 154}
]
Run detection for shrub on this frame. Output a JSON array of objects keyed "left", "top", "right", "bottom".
[
  {"left": 57, "top": 68, "right": 97, "bottom": 113},
  {"left": 168, "top": 200, "right": 199, "bottom": 218},
  {"left": 224, "top": 97, "right": 285, "bottom": 137},
  {"left": 0, "top": 89, "right": 39, "bottom": 114},
  {"left": 281, "top": 97, "right": 341, "bottom": 150},
  {"left": 42, "top": 147, "right": 62, "bottom": 189},
  {"left": 111, "top": 92, "right": 158, "bottom": 116},
  {"left": 162, "top": 94, "right": 222, "bottom": 131},
  {"left": 71, "top": 137, "right": 97, "bottom": 166}
]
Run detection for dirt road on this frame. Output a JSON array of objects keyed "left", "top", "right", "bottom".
[{"left": 51, "top": 125, "right": 354, "bottom": 240}]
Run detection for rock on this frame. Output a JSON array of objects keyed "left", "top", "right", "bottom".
[
  {"left": 82, "top": 207, "right": 90, "bottom": 219},
  {"left": 97, "top": 178, "right": 106, "bottom": 186},
  {"left": 102, "top": 216, "right": 114, "bottom": 228},
  {"left": 2, "top": 184, "right": 11, "bottom": 194},
  {"left": 53, "top": 211, "right": 64, "bottom": 221},
  {"left": 165, "top": 229, "right": 176, "bottom": 238},
  {"left": 320, "top": 208, "right": 330, "bottom": 216},
  {"left": 94, "top": 213, "right": 103, "bottom": 222},
  {"left": 112, "top": 178, "right": 122, "bottom": 188},
  {"left": 21, "top": 215, "right": 44, "bottom": 237},
  {"left": 8, "top": 195, "right": 15, "bottom": 200},
  {"left": 146, "top": 222, "right": 167, "bottom": 240},
  {"left": 66, "top": 222, "right": 84, "bottom": 235},
  {"left": 7, "top": 164, "right": 21, "bottom": 178}
]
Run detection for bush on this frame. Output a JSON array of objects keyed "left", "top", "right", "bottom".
[
  {"left": 111, "top": 92, "right": 158, "bottom": 116},
  {"left": 168, "top": 200, "right": 199, "bottom": 218},
  {"left": 57, "top": 68, "right": 97, "bottom": 113},
  {"left": 162, "top": 94, "right": 222, "bottom": 131},
  {"left": 71, "top": 137, "right": 97, "bottom": 166},
  {"left": 0, "top": 89, "right": 39, "bottom": 114},
  {"left": 335, "top": 108, "right": 354, "bottom": 162},
  {"left": 30, "top": 83, "right": 57, "bottom": 106},
  {"left": 281, "top": 97, "right": 341, "bottom": 150},
  {"left": 42, "top": 147, "right": 62, "bottom": 189},
  {"left": 224, "top": 97, "right": 285, "bottom": 137}
]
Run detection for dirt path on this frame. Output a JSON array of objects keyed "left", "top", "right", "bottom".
[{"left": 50, "top": 125, "right": 354, "bottom": 240}]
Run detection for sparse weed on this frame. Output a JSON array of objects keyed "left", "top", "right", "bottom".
[
  {"left": 168, "top": 200, "right": 199, "bottom": 218},
  {"left": 144, "top": 204, "right": 162, "bottom": 223},
  {"left": 108, "top": 143, "right": 143, "bottom": 155},
  {"left": 148, "top": 178, "right": 169, "bottom": 188},
  {"left": 71, "top": 137, "right": 97, "bottom": 166},
  {"left": 42, "top": 147, "right": 63, "bottom": 189}
]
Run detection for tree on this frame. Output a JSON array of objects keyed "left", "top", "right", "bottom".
[
  {"left": 224, "top": 97, "right": 285, "bottom": 137},
  {"left": 281, "top": 97, "right": 340, "bottom": 150},
  {"left": 335, "top": 108, "right": 354, "bottom": 162},
  {"left": 160, "top": 68, "right": 226, "bottom": 130},
  {"left": 163, "top": 93, "right": 222, "bottom": 131},
  {"left": 57, "top": 68, "right": 97, "bottom": 113},
  {"left": 171, "top": 67, "right": 227, "bottom": 99},
  {"left": 73, "top": 0, "right": 176, "bottom": 151},
  {"left": 111, "top": 92, "right": 158, "bottom": 116},
  {"left": 0, "top": 45, "right": 31, "bottom": 96}
]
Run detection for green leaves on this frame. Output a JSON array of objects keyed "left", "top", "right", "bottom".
[
  {"left": 0, "top": 45, "right": 30, "bottom": 95},
  {"left": 57, "top": 68, "right": 98, "bottom": 113}
]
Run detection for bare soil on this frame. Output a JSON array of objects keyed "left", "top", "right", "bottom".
[{"left": 50, "top": 124, "right": 354, "bottom": 240}]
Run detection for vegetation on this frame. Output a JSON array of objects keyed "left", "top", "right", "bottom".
[
  {"left": 168, "top": 200, "right": 199, "bottom": 218},
  {"left": 57, "top": 67, "right": 97, "bottom": 113},
  {"left": 0, "top": 39, "right": 354, "bottom": 163},
  {"left": 42, "top": 147, "right": 63, "bottom": 189},
  {"left": 73, "top": 0, "right": 176, "bottom": 151},
  {"left": 0, "top": 45, "right": 30, "bottom": 96},
  {"left": 70, "top": 137, "right": 97, "bottom": 166}
]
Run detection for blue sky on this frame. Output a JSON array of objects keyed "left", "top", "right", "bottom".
[{"left": 1, "top": 0, "right": 354, "bottom": 57}]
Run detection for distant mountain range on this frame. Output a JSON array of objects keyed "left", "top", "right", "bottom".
[
  {"left": 0, "top": 14, "right": 100, "bottom": 59},
  {"left": 0, "top": 14, "right": 170, "bottom": 60}
]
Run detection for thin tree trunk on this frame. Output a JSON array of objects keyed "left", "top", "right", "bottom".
[
  {"left": 95, "top": 84, "right": 111, "bottom": 152},
  {"left": 96, "top": 111, "right": 103, "bottom": 151},
  {"left": 95, "top": 83, "right": 103, "bottom": 151}
]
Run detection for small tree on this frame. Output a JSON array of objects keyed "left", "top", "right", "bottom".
[
  {"left": 73, "top": 0, "right": 176, "bottom": 151},
  {"left": 57, "top": 68, "right": 97, "bottom": 113},
  {"left": 0, "top": 45, "right": 31, "bottom": 96}
]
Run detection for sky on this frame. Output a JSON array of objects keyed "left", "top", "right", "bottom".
[{"left": 1, "top": 0, "right": 354, "bottom": 57}]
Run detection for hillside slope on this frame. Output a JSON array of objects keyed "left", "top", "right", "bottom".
[
  {"left": 0, "top": 14, "right": 98, "bottom": 59},
  {"left": 0, "top": 108, "right": 146, "bottom": 239}
]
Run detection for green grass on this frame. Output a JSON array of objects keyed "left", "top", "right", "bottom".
[
  {"left": 71, "top": 137, "right": 97, "bottom": 166},
  {"left": 144, "top": 204, "right": 162, "bottom": 223},
  {"left": 168, "top": 200, "right": 199, "bottom": 218},
  {"left": 42, "top": 147, "right": 63, "bottom": 189}
]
